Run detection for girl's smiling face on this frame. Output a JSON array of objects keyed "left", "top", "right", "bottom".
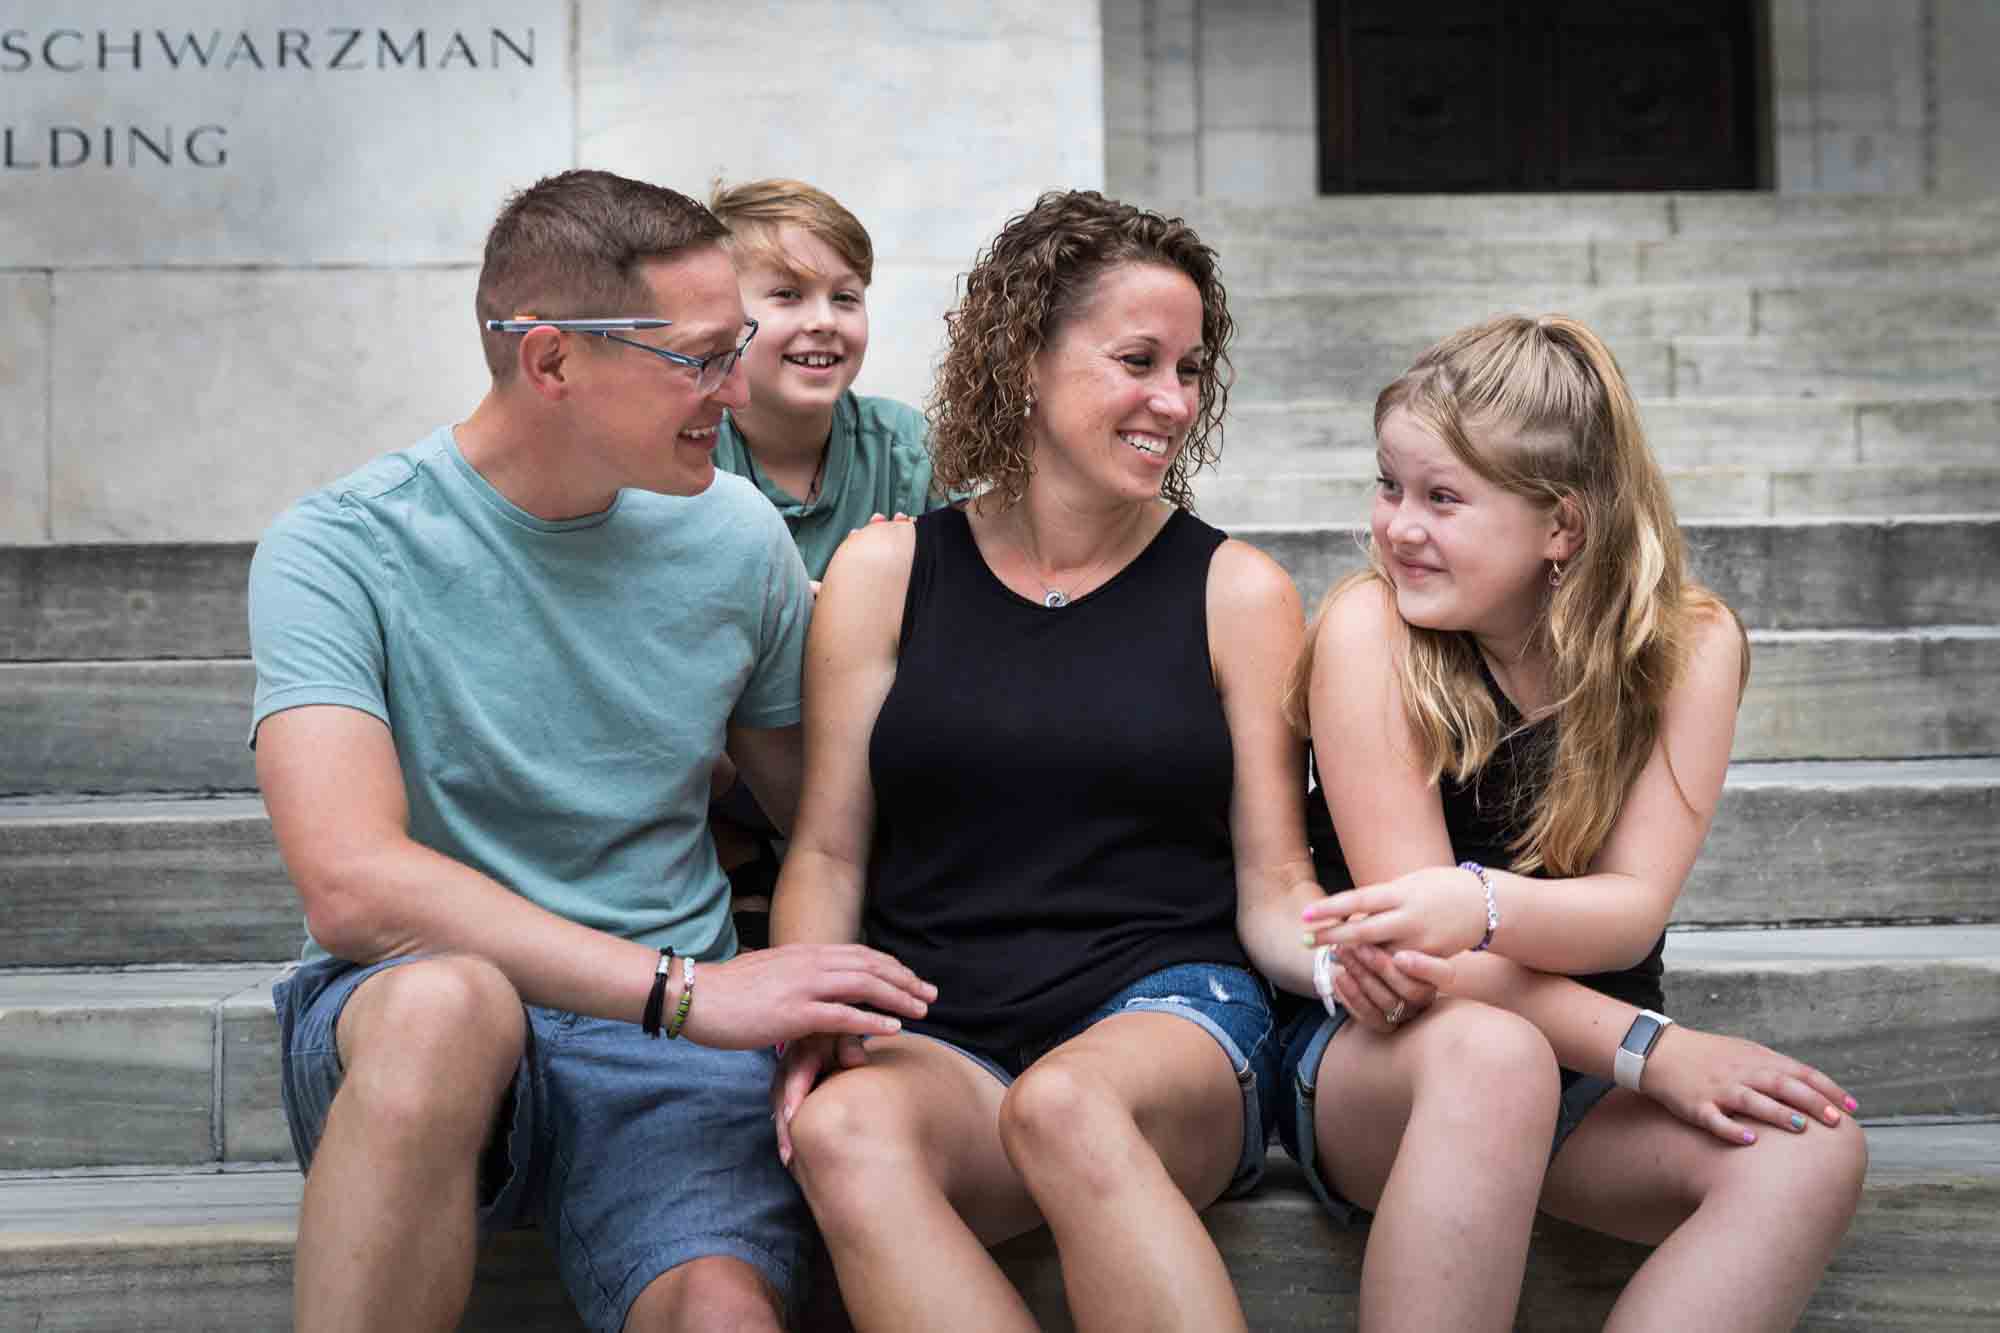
[{"left": 1371, "top": 407, "right": 1573, "bottom": 647}]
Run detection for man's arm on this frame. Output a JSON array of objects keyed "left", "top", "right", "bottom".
[{"left": 257, "top": 704, "right": 928, "bottom": 1045}]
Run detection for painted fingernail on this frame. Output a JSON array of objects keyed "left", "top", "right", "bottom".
[
  {"left": 1789, "top": 1113, "right": 1806, "bottom": 1132},
  {"left": 1301, "top": 930, "right": 1318, "bottom": 948},
  {"left": 1742, "top": 1130, "right": 1757, "bottom": 1144},
  {"left": 1824, "top": 1106, "right": 1842, "bottom": 1125},
  {"left": 1844, "top": 1096, "right": 1859, "bottom": 1112}
]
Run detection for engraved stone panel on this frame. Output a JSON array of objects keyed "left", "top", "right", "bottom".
[
  {"left": 0, "top": 275, "right": 50, "bottom": 543},
  {"left": 50, "top": 267, "right": 488, "bottom": 542},
  {"left": 0, "top": 3, "right": 571, "bottom": 266}
]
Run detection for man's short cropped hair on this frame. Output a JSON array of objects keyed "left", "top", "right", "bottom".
[
  {"left": 707, "top": 178, "right": 875, "bottom": 287},
  {"left": 476, "top": 169, "right": 730, "bottom": 379}
]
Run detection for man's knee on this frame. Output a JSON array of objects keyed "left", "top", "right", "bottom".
[
  {"left": 333, "top": 956, "right": 525, "bottom": 1135},
  {"left": 623, "top": 1255, "right": 784, "bottom": 1333}
]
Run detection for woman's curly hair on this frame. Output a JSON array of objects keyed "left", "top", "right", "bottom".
[{"left": 927, "top": 190, "right": 1234, "bottom": 510}]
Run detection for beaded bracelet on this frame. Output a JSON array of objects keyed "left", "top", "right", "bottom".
[
  {"left": 665, "top": 956, "right": 696, "bottom": 1039},
  {"left": 641, "top": 947, "right": 675, "bottom": 1038},
  {"left": 1458, "top": 861, "right": 1499, "bottom": 951}
]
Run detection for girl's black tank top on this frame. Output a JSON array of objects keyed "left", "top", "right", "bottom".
[
  {"left": 1306, "top": 657, "right": 1666, "bottom": 1012},
  {"left": 866, "top": 505, "right": 1249, "bottom": 1055}
]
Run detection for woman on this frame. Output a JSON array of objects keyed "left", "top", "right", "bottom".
[
  {"left": 765, "top": 190, "right": 1313, "bottom": 1331},
  {"left": 1284, "top": 315, "right": 1868, "bottom": 1330}
]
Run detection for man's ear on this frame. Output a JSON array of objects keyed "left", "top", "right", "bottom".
[{"left": 518, "top": 326, "right": 571, "bottom": 401}]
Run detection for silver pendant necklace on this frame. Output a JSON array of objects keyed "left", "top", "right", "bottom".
[{"left": 1013, "top": 510, "right": 1138, "bottom": 610}]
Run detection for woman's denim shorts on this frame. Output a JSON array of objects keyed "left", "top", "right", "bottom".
[
  {"left": 1273, "top": 1002, "right": 1615, "bottom": 1226},
  {"left": 898, "top": 961, "right": 1280, "bottom": 1197},
  {"left": 273, "top": 953, "right": 811, "bottom": 1331}
]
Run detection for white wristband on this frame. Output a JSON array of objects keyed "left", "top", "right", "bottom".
[
  {"left": 1612, "top": 1009, "right": 1675, "bottom": 1091},
  {"left": 1311, "top": 943, "right": 1340, "bottom": 1018}
]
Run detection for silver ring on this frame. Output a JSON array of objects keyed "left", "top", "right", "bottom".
[{"left": 1386, "top": 1000, "right": 1408, "bottom": 1026}]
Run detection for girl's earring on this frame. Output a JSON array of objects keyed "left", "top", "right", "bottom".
[{"left": 1549, "top": 559, "right": 1565, "bottom": 588}]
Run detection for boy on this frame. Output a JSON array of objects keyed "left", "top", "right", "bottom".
[{"left": 708, "top": 178, "right": 940, "bottom": 581}]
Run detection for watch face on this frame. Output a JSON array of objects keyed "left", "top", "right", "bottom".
[{"left": 1625, "top": 1013, "right": 1666, "bottom": 1055}]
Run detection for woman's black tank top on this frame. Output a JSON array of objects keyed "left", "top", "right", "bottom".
[
  {"left": 866, "top": 505, "right": 1249, "bottom": 1055},
  {"left": 1305, "top": 657, "right": 1666, "bottom": 1012}
]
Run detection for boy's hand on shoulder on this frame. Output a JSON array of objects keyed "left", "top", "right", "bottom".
[{"left": 681, "top": 942, "right": 935, "bottom": 1051}]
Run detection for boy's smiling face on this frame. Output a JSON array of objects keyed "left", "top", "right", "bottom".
[{"left": 733, "top": 224, "right": 870, "bottom": 423}]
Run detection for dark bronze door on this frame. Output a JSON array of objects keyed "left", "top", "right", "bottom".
[{"left": 1318, "top": 0, "right": 1761, "bottom": 192}]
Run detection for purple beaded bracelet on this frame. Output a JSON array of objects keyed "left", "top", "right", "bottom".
[{"left": 1458, "top": 861, "right": 1499, "bottom": 952}]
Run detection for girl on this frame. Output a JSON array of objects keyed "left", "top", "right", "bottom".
[{"left": 1283, "top": 315, "right": 1866, "bottom": 1330}]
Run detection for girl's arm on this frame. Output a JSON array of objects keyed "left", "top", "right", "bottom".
[{"left": 1308, "top": 591, "right": 1745, "bottom": 975}]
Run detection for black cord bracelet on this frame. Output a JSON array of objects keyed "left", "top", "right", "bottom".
[{"left": 641, "top": 947, "right": 675, "bottom": 1038}]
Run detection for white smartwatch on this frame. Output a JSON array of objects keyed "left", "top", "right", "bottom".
[{"left": 1612, "top": 1009, "right": 1675, "bottom": 1091}]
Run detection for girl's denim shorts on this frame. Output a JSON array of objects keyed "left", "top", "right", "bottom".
[{"left": 1273, "top": 1001, "right": 1615, "bottom": 1226}]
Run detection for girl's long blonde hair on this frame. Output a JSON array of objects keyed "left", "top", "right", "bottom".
[{"left": 1285, "top": 315, "right": 1748, "bottom": 876}]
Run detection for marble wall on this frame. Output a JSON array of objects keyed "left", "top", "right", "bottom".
[
  {"left": 1106, "top": 0, "right": 2000, "bottom": 202},
  {"left": 1, "top": 1, "right": 1102, "bottom": 543}
]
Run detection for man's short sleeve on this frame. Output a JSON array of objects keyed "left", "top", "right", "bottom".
[
  {"left": 247, "top": 497, "right": 392, "bottom": 745},
  {"left": 733, "top": 506, "right": 815, "bottom": 730}
]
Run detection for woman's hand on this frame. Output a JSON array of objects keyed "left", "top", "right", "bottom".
[
  {"left": 1304, "top": 865, "right": 1490, "bottom": 959},
  {"left": 770, "top": 1032, "right": 870, "bottom": 1166},
  {"left": 1320, "top": 938, "right": 1452, "bottom": 1033},
  {"left": 1638, "top": 1025, "right": 1859, "bottom": 1146}
]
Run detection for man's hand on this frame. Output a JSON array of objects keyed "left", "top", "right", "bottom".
[{"left": 680, "top": 942, "right": 934, "bottom": 1051}]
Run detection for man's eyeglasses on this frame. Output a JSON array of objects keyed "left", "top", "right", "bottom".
[{"left": 485, "top": 317, "right": 758, "bottom": 394}]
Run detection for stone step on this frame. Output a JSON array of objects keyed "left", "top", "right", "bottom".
[
  {"left": 0, "top": 542, "right": 254, "bottom": 663},
  {"left": 5, "top": 761, "right": 1990, "bottom": 969},
  {"left": 3, "top": 928, "right": 1993, "bottom": 1172},
  {"left": 1220, "top": 396, "right": 2000, "bottom": 467},
  {"left": 1231, "top": 283, "right": 2000, "bottom": 344},
  {"left": 1159, "top": 191, "right": 2000, "bottom": 244},
  {"left": 2, "top": 625, "right": 1994, "bottom": 796},
  {"left": 1219, "top": 231, "right": 2000, "bottom": 294},
  {"left": 0, "top": 797, "right": 292, "bottom": 968},
  {"left": 1229, "top": 334, "right": 2000, "bottom": 405},
  {"left": 1249, "top": 517, "right": 2000, "bottom": 630},
  {"left": 1199, "top": 463, "right": 2000, "bottom": 524},
  {"left": 3, "top": 1122, "right": 1996, "bottom": 1330}
]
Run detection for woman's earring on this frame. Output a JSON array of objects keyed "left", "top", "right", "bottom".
[
  {"left": 1549, "top": 559, "right": 1565, "bottom": 588},
  {"left": 1023, "top": 390, "right": 1036, "bottom": 420}
]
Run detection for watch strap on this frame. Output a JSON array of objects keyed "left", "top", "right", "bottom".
[{"left": 1612, "top": 1009, "right": 1674, "bottom": 1091}]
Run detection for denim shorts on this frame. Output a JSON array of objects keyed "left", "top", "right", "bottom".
[
  {"left": 272, "top": 954, "right": 811, "bottom": 1331},
  {"left": 1272, "top": 1002, "right": 1613, "bottom": 1226},
  {"left": 897, "top": 961, "right": 1279, "bottom": 1197}
]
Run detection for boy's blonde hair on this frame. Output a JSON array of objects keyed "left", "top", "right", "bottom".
[
  {"left": 707, "top": 178, "right": 874, "bottom": 286},
  {"left": 1284, "top": 315, "right": 1748, "bottom": 877}
]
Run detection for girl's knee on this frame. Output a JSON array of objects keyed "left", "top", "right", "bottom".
[
  {"left": 786, "top": 1075, "right": 926, "bottom": 1204},
  {"left": 998, "top": 1059, "right": 1135, "bottom": 1179},
  {"left": 1416, "top": 1003, "right": 1559, "bottom": 1112}
]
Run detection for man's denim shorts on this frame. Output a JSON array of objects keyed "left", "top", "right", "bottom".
[
  {"left": 273, "top": 953, "right": 810, "bottom": 1332},
  {"left": 897, "top": 961, "right": 1280, "bottom": 1198},
  {"left": 1271, "top": 1002, "right": 1614, "bottom": 1226}
]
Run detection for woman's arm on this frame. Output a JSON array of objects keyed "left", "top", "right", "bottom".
[
  {"left": 769, "top": 519, "right": 915, "bottom": 949},
  {"left": 1206, "top": 541, "right": 1326, "bottom": 996},
  {"left": 1309, "top": 597, "right": 1744, "bottom": 975}
]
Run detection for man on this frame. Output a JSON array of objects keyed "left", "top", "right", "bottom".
[{"left": 249, "top": 170, "right": 933, "bottom": 1333}]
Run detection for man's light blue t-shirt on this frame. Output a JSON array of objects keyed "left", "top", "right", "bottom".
[{"left": 247, "top": 426, "right": 814, "bottom": 962}]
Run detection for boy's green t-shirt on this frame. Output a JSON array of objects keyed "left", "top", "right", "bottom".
[{"left": 714, "top": 390, "right": 942, "bottom": 579}]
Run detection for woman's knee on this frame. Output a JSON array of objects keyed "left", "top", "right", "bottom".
[
  {"left": 997, "top": 1058, "right": 1133, "bottom": 1181},
  {"left": 786, "top": 1073, "right": 928, "bottom": 1205}
]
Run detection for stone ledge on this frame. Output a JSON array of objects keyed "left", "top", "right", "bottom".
[{"left": 2, "top": 1123, "right": 1996, "bottom": 1331}]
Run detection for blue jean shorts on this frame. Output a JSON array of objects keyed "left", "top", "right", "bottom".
[
  {"left": 1272, "top": 1002, "right": 1614, "bottom": 1226},
  {"left": 898, "top": 962, "right": 1279, "bottom": 1197},
  {"left": 272, "top": 954, "right": 811, "bottom": 1331}
]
